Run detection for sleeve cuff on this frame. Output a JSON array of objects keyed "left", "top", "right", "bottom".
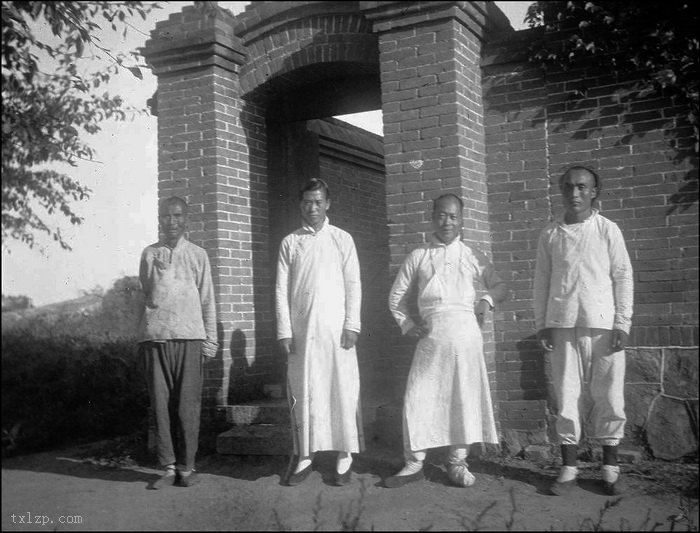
[
  {"left": 400, "top": 319, "right": 416, "bottom": 336},
  {"left": 480, "top": 294, "right": 495, "bottom": 310}
]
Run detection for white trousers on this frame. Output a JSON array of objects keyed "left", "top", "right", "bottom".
[{"left": 550, "top": 328, "right": 626, "bottom": 446}]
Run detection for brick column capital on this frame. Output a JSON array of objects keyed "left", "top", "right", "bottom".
[
  {"left": 142, "top": 4, "right": 247, "bottom": 77},
  {"left": 359, "top": 1, "right": 511, "bottom": 40}
]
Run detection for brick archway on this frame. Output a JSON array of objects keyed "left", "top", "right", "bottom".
[{"left": 143, "top": 1, "right": 514, "bottom": 450}]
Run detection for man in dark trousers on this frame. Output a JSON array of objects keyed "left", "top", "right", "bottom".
[{"left": 138, "top": 196, "right": 218, "bottom": 489}]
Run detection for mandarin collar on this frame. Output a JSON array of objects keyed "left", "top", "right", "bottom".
[
  {"left": 301, "top": 216, "right": 329, "bottom": 235},
  {"left": 429, "top": 233, "right": 461, "bottom": 249},
  {"left": 160, "top": 235, "right": 186, "bottom": 250},
  {"left": 557, "top": 208, "right": 598, "bottom": 227}
]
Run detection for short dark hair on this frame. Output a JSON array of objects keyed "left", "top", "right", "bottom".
[
  {"left": 299, "top": 178, "right": 330, "bottom": 200},
  {"left": 159, "top": 196, "right": 188, "bottom": 215},
  {"left": 559, "top": 166, "right": 601, "bottom": 190},
  {"left": 432, "top": 193, "right": 464, "bottom": 214}
]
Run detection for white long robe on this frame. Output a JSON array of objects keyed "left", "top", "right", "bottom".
[
  {"left": 276, "top": 218, "right": 363, "bottom": 456},
  {"left": 389, "top": 237, "right": 501, "bottom": 451}
]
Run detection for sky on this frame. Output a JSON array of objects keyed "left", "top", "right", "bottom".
[{"left": 1, "top": 1, "right": 531, "bottom": 306}]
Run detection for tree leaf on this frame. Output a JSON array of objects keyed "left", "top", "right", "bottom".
[{"left": 127, "top": 66, "right": 143, "bottom": 80}]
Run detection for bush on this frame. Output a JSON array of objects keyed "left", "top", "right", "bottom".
[{"left": 1, "top": 329, "right": 148, "bottom": 455}]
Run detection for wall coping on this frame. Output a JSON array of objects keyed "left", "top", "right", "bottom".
[
  {"left": 233, "top": 1, "right": 366, "bottom": 45},
  {"left": 142, "top": 5, "right": 247, "bottom": 76},
  {"left": 360, "top": 1, "right": 512, "bottom": 41}
]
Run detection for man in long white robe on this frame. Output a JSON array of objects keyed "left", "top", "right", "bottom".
[
  {"left": 386, "top": 193, "right": 507, "bottom": 488},
  {"left": 276, "top": 178, "right": 363, "bottom": 486}
]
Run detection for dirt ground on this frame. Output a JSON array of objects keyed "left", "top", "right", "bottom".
[{"left": 2, "top": 436, "right": 698, "bottom": 532}]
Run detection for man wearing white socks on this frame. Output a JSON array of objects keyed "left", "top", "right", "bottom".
[
  {"left": 276, "top": 179, "right": 363, "bottom": 487},
  {"left": 534, "top": 166, "right": 634, "bottom": 496},
  {"left": 386, "top": 193, "right": 507, "bottom": 488}
]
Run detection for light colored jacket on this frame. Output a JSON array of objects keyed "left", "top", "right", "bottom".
[
  {"left": 138, "top": 237, "right": 217, "bottom": 343},
  {"left": 534, "top": 210, "right": 634, "bottom": 334}
]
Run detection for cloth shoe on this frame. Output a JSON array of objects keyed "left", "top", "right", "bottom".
[
  {"left": 550, "top": 465, "right": 578, "bottom": 496},
  {"left": 287, "top": 462, "right": 313, "bottom": 486},
  {"left": 550, "top": 478, "right": 578, "bottom": 496},
  {"left": 177, "top": 470, "right": 200, "bottom": 487},
  {"left": 601, "top": 465, "right": 626, "bottom": 495},
  {"left": 384, "top": 468, "right": 424, "bottom": 488},
  {"left": 446, "top": 461, "right": 476, "bottom": 487},
  {"left": 334, "top": 468, "right": 352, "bottom": 486},
  {"left": 603, "top": 476, "right": 627, "bottom": 495},
  {"left": 150, "top": 466, "right": 178, "bottom": 490}
]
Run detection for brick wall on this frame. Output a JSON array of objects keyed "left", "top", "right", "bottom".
[
  {"left": 144, "top": 4, "right": 272, "bottom": 408},
  {"left": 144, "top": 3, "right": 697, "bottom": 455},
  {"left": 313, "top": 119, "right": 393, "bottom": 386},
  {"left": 364, "top": 1, "right": 510, "bottom": 400},
  {"left": 482, "top": 28, "right": 699, "bottom": 447}
]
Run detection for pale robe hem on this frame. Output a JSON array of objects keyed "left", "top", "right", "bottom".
[
  {"left": 390, "top": 238, "right": 501, "bottom": 453},
  {"left": 276, "top": 218, "right": 364, "bottom": 457},
  {"left": 403, "top": 311, "right": 499, "bottom": 452}
]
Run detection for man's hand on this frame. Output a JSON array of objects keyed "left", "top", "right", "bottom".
[
  {"left": 612, "top": 329, "right": 629, "bottom": 352},
  {"left": 341, "top": 329, "right": 359, "bottom": 350},
  {"left": 406, "top": 323, "right": 429, "bottom": 339},
  {"left": 279, "top": 338, "right": 293, "bottom": 356},
  {"left": 537, "top": 329, "right": 554, "bottom": 352},
  {"left": 475, "top": 299, "right": 492, "bottom": 328},
  {"left": 201, "top": 340, "right": 218, "bottom": 358}
]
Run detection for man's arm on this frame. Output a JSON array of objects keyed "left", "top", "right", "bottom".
[
  {"left": 138, "top": 249, "right": 151, "bottom": 298},
  {"left": 608, "top": 223, "right": 634, "bottom": 351},
  {"left": 533, "top": 230, "right": 553, "bottom": 351},
  {"left": 388, "top": 251, "right": 425, "bottom": 337},
  {"left": 340, "top": 233, "right": 362, "bottom": 349},
  {"left": 469, "top": 245, "right": 507, "bottom": 326},
  {"left": 477, "top": 259, "right": 508, "bottom": 327},
  {"left": 608, "top": 223, "right": 634, "bottom": 336},
  {"left": 275, "top": 238, "right": 293, "bottom": 355},
  {"left": 341, "top": 233, "right": 362, "bottom": 333},
  {"left": 198, "top": 251, "right": 218, "bottom": 357}
]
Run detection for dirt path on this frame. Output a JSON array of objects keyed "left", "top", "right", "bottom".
[{"left": 2, "top": 444, "right": 697, "bottom": 531}]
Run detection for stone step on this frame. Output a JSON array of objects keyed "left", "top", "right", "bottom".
[{"left": 217, "top": 398, "right": 290, "bottom": 426}]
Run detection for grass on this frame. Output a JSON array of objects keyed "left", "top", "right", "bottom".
[{"left": 1, "top": 323, "right": 148, "bottom": 456}]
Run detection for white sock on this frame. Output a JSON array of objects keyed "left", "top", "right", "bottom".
[
  {"left": 601, "top": 465, "right": 620, "bottom": 483},
  {"left": 294, "top": 455, "right": 313, "bottom": 474},
  {"left": 395, "top": 459, "right": 423, "bottom": 477},
  {"left": 557, "top": 465, "right": 578, "bottom": 483},
  {"left": 336, "top": 452, "right": 352, "bottom": 474},
  {"left": 163, "top": 464, "right": 176, "bottom": 477}
]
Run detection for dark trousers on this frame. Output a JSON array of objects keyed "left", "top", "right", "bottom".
[{"left": 141, "top": 340, "right": 202, "bottom": 470}]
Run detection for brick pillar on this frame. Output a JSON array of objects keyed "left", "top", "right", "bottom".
[
  {"left": 143, "top": 3, "right": 273, "bottom": 409},
  {"left": 361, "top": 1, "right": 510, "bottom": 400}
]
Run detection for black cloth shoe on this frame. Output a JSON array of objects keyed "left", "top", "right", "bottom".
[
  {"left": 177, "top": 471, "right": 200, "bottom": 487},
  {"left": 384, "top": 469, "right": 424, "bottom": 488},
  {"left": 150, "top": 470, "right": 178, "bottom": 490},
  {"left": 603, "top": 475, "right": 627, "bottom": 495},
  {"left": 549, "top": 478, "right": 577, "bottom": 496},
  {"left": 287, "top": 463, "right": 313, "bottom": 486},
  {"left": 334, "top": 468, "right": 352, "bottom": 486}
]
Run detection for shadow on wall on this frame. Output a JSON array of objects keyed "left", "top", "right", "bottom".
[
  {"left": 483, "top": 35, "right": 698, "bottom": 214},
  {"left": 226, "top": 328, "right": 276, "bottom": 403}
]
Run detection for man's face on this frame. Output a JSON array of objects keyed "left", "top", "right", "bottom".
[
  {"left": 159, "top": 202, "right": 187, "bottom": 244},
  {"left": 300, "top": 189, "right": 330, "bottom": 229},
  {"left": 560, "top": 169, "right": 597, "bottom": 219},
  {"left": 432, "top": 197, "right": 462, "bottom": 244}
]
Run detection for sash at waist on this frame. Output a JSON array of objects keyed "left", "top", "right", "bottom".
[{"left": 422, "top": 310, "right": 476, "bottom": 331}]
